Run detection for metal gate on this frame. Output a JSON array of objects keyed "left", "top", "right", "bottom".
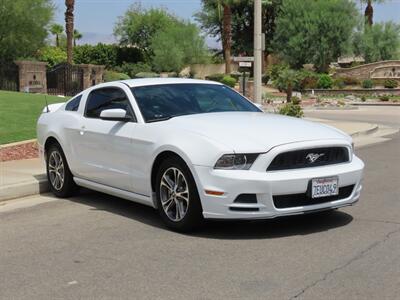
[
  {"left": 0, "top": 63, "right": 19, "bottom": 91},
  {"left": 46, "top": 63, "right": 84, "bottom": 96}
]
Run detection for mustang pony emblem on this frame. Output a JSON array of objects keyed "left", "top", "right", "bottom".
[{"left": 306, "top": 153, "right": 325, "bottom": 163}]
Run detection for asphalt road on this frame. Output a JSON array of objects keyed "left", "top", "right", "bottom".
[
  {"left": 305, "top": 106, "right": 400, "bottom": 128},
  {"left": 1, "top": 110, "right": 399, "bottom": 299}
]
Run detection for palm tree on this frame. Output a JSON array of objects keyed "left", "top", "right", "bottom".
[
  {"left": 73, "top": 29, "right": 82, "bottom": 47},
  {"left": 50, "top": 24, "right": 64, "bottom": 47},
  {"left": 217, "top": 0, "right": 238, "bottom": 74},
  {"left": 362, "top": 0, "right": 385, "bottom": 26},
  {"left": 65, "top": 0, "right": 75, "bottom": 64}
]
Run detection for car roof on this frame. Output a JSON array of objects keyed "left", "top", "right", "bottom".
[{"left": 119, "top": 78, "right": 223, "bottom": 88}]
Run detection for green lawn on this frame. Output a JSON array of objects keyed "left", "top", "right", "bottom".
[{"left": 0, "top": 91, "right": 69, "bottom": 144}]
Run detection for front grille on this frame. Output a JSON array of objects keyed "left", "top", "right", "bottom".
[
  {"left": 273, "top": 185, "right": 355, "bottom": 209},
  {"left": 267, "top": 147, "right": 349, "bottom": 171}
]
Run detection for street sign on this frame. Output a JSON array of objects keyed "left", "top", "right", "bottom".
[
  {"left": 239, "top": 61, "right": 252, "bottom": 68},
  {"left": 233, "top": 56, "right": 254, "bottom": 62}
]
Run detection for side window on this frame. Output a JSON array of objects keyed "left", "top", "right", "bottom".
[
  {"left": 65, "top": 95, "right": 82, "bottom": 112},
  {"left": 85, "top": 88, "right": 135, "bottom": 120}
]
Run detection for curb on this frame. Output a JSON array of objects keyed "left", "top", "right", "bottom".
[
  {"left": 351, "top": 102, "right": 400, "bottom": 107},
  {"left": 0, "top": 139, "right": 37, "bottom": 149},
  {"left": 349, "top": 124, "right": 379, "bottom": 138},
  {"left": 0, "top": 175, "right": 48, "bottom": 202}
]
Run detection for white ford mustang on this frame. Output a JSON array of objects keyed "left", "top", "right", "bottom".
[{"left": 37, "top": 78, "right": 364, "bottom": 231}]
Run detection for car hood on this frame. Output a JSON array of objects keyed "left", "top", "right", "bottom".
[{"left": 166, "top": 112, "right": 350, "bottom": 153}]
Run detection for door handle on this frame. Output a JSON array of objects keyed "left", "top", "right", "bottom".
[{"left": 80, "top": 126, "right": 86, "bottom": 135}]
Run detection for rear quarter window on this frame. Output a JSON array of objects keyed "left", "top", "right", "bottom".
[{"left": 65, "top": 95, "right": 82, "bottom": 112}]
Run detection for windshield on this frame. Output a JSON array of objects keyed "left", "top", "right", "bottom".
[{"left": 131, "top": 83, "right": 261, "bottom": 122}]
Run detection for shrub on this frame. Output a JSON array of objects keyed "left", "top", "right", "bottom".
[
  {"left": 205, "top": 73, "right": 225, "bottom": 82},
  {"left": 73, "top": 44, "right": 144, "bottom": 68},
  {"left": 278, "top": 103, "right": 304, "bottom": 118},
  {"left": 361, "top": 95, "right": 367, "bottom": 102},
  {"left": 384, "top": 79, "right": 398, "bottom": 89},
  {"left": 297, "top": 70, "right": 319, "bottom": 90},
  {"left": 221, "top": 75, "right": 237, "bottom": 87},
  {"left": 120, "top": 62, "right": 152, "bottom": 78},
  {"left": 267, "top": 63, "right": 289, "bottom": 82},
  {"left": 362, "top": 79, "right": 374, "bottom": 89},
  {"left": 379, "top": 95, "right": 390, "bottom": 101},
  {"left": 291, "top": 96, "right": 301, "bottom": 105},
  {"left": 104, "top": 71, "right": 130, "bottom": 82},
  {"left": 337, "top": 100, "right": 345, "bottom": 106},
  {"left": 37, "top": 46, "right": 67, "bottom": 67},
  {"left": 134, "top": 72, "right": 160, "bottom": 78},
  {"left": 274, "top": 68, "right": 300, "bottom": 101},
  {"left": 317, "top": 74, "right": 333, "bottom": 89},
  {"left": 340, "top": 77, "right": 360, "bottom": 86},
  {"left": 333, "top": 78, "right": 345, "bottom": 89}
]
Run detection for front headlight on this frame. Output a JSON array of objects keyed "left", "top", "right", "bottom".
[{"left": 214, "top": 154, "right": 259, "bottom": 170}]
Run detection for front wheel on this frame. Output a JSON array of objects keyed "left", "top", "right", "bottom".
[
  {"left": 46, "top": 143, "right": 78, "bottom": 198},
  {"left": 155, "top": 157, "right": 203, "bottom": 232}
]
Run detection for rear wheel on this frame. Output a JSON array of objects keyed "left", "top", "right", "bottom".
[
  {"left": 155, "top": 157, "right": 203, "bottom": 232},
  {"left": 46, "top": 143, "right": 78, "bottom": 198}
]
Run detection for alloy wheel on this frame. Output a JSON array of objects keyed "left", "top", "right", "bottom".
[
  {"left": 160, "top": 167, "right": 190, "bottom": 222},
  {"left": 48, "top": 150, "right": 65, "bottom": 191}
]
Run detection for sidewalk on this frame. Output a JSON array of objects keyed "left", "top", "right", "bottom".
[
  {"left": 305, "top": 118, "right": 379, "bottom": 137},
  {"left": 0, "top": 158, "right": 48, "bottom": 202},
  {"left": 0, "top": 118, "right": 395, "bottom": 202}
]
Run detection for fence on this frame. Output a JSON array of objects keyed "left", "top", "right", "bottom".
[
  {"left": 0, "top": 63, "right": 19, "bottom": 91},
  {"left": 47, "top": 63, "right": 84, "bottom": 96}
]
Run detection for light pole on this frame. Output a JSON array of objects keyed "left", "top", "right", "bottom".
[{"left": 254, "top": 0, "right": 262, "bottom": 104}]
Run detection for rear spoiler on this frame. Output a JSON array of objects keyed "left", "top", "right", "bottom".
[{"left": 42, "top": 102, "right": 65, "bottom": 113}]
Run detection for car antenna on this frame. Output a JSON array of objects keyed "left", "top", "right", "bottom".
[{"left": 45, "top": 94, "right": 50, "bottom": 113}]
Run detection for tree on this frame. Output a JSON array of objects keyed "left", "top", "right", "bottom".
[
  {"left": 196, "top": 0, "right": 282, "bottom": 66},
  {"left": 273, "top": 0, "right": 358, "bottom": 73},
  {"left": 353, "top": 22, "right": 400, "bottom": 63},
  {"left": 114, "top": 4, "right": 178, "bottom": 58},
  {"left": 360, "top": 0, "right": 385, "bottom": 26},
  {"left": 274, "top": 68, "right": 299, "bottom": 102},
  {"left": 73, "top": 29, "right": 82, "bottom": 47},
  {"left": 65, "top": 0, "right": 75, "bottom": 64},
  {"left": 0, "top": 0, "right": 53, "bottom": 64},
  {"left": 151, "top": 22, "right": 209, "bottom": 73},
  {"left": 221, "top": 1, "right": 233, "bottom": 74},
  {"left": 50, "top": 24, "right": 64, "bottom": 47},
  {"left": 37, "top": 46, "right": 67, "bottom": 67}
]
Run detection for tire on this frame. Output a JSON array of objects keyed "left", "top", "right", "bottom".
[
  {"left": 155, "top": 156, "right": 203, "bottom": 232},
  {"left": 46, "top": 143, "right": 78, "bottom": 198}
]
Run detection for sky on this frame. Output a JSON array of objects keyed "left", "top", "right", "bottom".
[{"left": 53, "top": 0, "right": 400, "bottom": 47}]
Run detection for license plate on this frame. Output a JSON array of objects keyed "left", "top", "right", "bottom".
[{"left": 311, "top": 177, "right": 339, "bottom": 198}]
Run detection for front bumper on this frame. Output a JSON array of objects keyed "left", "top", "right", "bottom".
[{"left": 193, "top": 153, "right": 364, "bottom": 220}]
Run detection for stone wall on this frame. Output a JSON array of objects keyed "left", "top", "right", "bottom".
[
  {"left": 76, "top": 64, "right": 105, "bottom": 89},
  {"left": 334, "top": 60, "right": 400, "bottom": 81},
  {"left": 305, "top": 88, "right": 400, "bottom": 96},
  {"left": 191, "top": 63, "right": 239, "bottom": 79},
  {"left": 15, "top": 61, "right": 48, "bottom": 93},
  {"left": 14, "top": 61, "right": 105, "bottom": 94}
]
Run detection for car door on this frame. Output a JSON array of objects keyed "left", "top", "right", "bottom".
[{"left": 74, "top": 85, "right": 137, "bottom": 191}]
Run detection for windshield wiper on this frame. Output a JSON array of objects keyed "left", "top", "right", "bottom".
[{"left": 146, "top": 116, "right": 174, "bottom": 123}]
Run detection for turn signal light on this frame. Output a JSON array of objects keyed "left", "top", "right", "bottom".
[{"left": 205, "top": 190, "right": 225, "bottom": 196}]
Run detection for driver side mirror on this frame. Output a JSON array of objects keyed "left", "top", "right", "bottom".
[{"left": 100, "top": 109, "right": 131, "bottom": 122}]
